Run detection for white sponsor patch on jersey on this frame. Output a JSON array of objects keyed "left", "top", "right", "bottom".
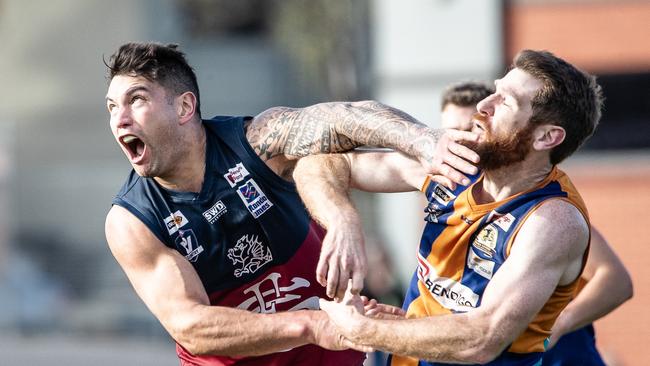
[
  {"left": 223, "top": 162, "right": 250, "bottom": 187},
  {"left": 417, "top": 253, "right": 479, "bottom": 312},
  {"left": 493, "top": 213, "right": 516, "bottom": 232},
  {"left": 164, "top": 210, "right": 189, "bottom": 235},
  {"left": 236, "top": 179, "right": 273, "bottom": 218},
  {"left": 432, "top": 184, "right": 456, "bottom": 206},
  {"left": 467, "top": 247, "right": 495, "bottom": 280}
]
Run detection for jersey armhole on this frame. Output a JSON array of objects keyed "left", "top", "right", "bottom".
[
  {"left": 504, "top": 197, "right": 591, "bottom": 288},
  {"left": 112, "top": 198, "right": 170, "bottom": 246}
]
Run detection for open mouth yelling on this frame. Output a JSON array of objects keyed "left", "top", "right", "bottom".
[{"left": 120, "top": 135, "right": 147, "bottom": 164}]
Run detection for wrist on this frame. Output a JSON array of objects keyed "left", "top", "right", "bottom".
[
  {"left": 300, "top": 310, "right": 325, "bottom": 345},
  {"left": 292, "top": 310, "right": 318, "bottom": 344}
]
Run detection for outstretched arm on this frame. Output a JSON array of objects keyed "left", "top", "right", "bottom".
[
  {"left": 548, "top": 226, "right": 633, "bottom": 348},
  {"left": 105, "top": 206, "right": 356, "bottom": 357},
  {"left": 320, "top": 200, "right": 590, "bottom": 363},
  {"left": 247, "top": 101, "right": 478, "bottom": 185}
]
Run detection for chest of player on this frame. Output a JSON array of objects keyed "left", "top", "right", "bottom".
[
  {"left": 419, "top": 182, "right": 544, "bottom": 308},
  {"left": 158, "top": 160, "right": 310, "bottom": 294}
]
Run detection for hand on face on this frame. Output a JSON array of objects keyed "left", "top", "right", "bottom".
[{"left": 421, "top": 129, "right": 481, "bottom": 190}]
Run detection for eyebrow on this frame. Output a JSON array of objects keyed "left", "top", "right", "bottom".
[
  {"left": 494, "top": 80, "right": 521, "bottom": 104},
  {"left": 105, "top": 85, "right": 150, "bottom": 102}
]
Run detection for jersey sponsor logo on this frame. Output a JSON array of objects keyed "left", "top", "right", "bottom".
[
  {"left": 424, "top": 202, "right": 443, "bottom": 223},
  {"left": 175, "top": 229, "right": 204, "bottom": 262},
  {"left": 493, "top": 213, "right": 515, "bottom": 232},
  {"left": 237, "top": 272, "right": 318, "bottom": 313},
  {"left": 228, "top": 234, "right": 273, "bottom": 277},
  {"left": 202, "top": 200, "right": 227, "bottom": 224},
  {"left": 432, "top": 184, "right": 456, "bottom": 206},
  {"left": 223, "top": 162, "right": 250, "bottom": 187},
  {"left": 417, "top": 253, "right": 479, "bottom": 312},
  {"left": 472, "top": 224, "right": 498, "bottom": 258},
  {"left": 164, "top": 210, "right": 189, "bottom": 235},
  {"left": 236, "top": 179, "right": 273, "bottom": 218},
  {"left": 467, "top": 247, "right": 495, "bottom": 280}
]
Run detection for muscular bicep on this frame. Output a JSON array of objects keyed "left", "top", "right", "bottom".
[
  {"left": 347, "top": 150, "right": 425, "bottom": 192},
  {"left": 246, "top": 105, "right": 358, "bottom": 162},
  {"left": 105, "top": 206, "right": 209, "bottom": 330},
  {"left": 475, "top": 200, "right": 589, "bottom": 345}
]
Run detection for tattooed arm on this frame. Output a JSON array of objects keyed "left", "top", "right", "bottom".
[
  {"left": 245, "top": 101, "right": 478, "bottom": 183},
  {"left": 244, "top": 101, "right": 479, "bottom": 300}
]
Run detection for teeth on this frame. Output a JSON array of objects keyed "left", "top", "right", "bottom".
[{"left": 123, "top": 135, "right": 137, "bottom": 144}]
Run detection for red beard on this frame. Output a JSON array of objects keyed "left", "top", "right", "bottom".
[{"left": 464, "top": 114, "right": 536, "bottom": 171}]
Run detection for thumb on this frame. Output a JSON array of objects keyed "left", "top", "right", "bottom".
[{"left": 319, "top": 298, "right": 332, "bottom": 312}]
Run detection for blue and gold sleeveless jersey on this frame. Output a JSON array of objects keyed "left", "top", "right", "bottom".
[
  {"left": 389, "top": 167, "right": 589, "bottom": 366},
  {"left": 112, "top": 116, "right": 364, "bottom": 366}
]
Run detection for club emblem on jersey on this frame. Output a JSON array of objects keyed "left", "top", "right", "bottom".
[
  {"left": 236, "top": 272, "right": 318, "bottom": 313},
  {"left": 202, "top": 200, "right": 227, "bottom": 224},
  {"left": 424, "top": 202, "right": 443, "bottom": 223},
  {"left": 164, "top": 210, "right": 189, "bottom": 235},
  {"left": 432, "top": 184, "right": 456, "bottom": 206},
  {"left": 175, "top": 229, "right": 204, "bottom": 262},
  {"left": 228, "top": 234, "right": 273, "bottom": 277},
  {"left": 472, "top": 224, "right": 498, "bottom": 258},
  {"left": 223, "top": 162, "right": 250, "bottom": 187},
  {"left": 236, "top": 179, "right": 273, "bottom": 218}
]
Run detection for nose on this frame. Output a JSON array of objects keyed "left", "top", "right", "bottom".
[
  {"left": 111, "top": 105, "right": 133, "bottom": 130},
  {"left": 476, "top": 94, "right": 496, "bottom": 117}
]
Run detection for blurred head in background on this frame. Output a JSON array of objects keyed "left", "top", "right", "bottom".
[{"left": 440, "top": 81, "right": 493, "bottom": 131}]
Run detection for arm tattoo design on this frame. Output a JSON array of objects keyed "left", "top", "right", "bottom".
[{"left": 246, "top": 101, "right": 442, "bottom": 163}]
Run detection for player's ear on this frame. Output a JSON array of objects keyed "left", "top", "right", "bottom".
[
  {"left": 532, "top": 124, "right": 565, "bottom": 151},
  {"left": 177, "top": 92, "right": 197, "bottom": 125}
]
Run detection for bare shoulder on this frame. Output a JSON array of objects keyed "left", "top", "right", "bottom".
[
  {"left": 244, "top": 106, "right": 299, "bottom": 161},
  {"left": 516, "top": 199, "right": 589, "bottom": 259},
  {"left": 105, "top": 205, "right": 165, "bottom": 268}
]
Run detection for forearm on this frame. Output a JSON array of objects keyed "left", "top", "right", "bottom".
[
  {"left": 172, "top": 306, "right": 317, "bottom": 356},
  {"left": 273, "top": 101, "right": 441, "bottom": 159},
  {"left": 294, "top": 154, "right": 358, "bottom": 230},
  {"left": 555, "top": 270, "right": 633, "bottom": 334},
  {"left": 352, "top": 314, "right": 498, "bottom": 364},
  {"left": 327, "top": 100, "right": 441, "bottom": 160}
]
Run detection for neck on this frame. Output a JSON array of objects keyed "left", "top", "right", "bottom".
[
  {"left": 473, "top": 154, "right": 553, "bottom": 204},
  {"left": 155, "top": 123, "right": 207, "bottom": 193}
]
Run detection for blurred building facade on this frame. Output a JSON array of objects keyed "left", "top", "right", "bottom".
[{"left": 0, "top": 0, "right": 648, "bottom": 364}]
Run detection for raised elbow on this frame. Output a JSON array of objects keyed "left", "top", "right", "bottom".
[
  {"left": 455, "top": 321, "right": 506, "bottom": 364},
  {"left": 465, "top": 342, "right": 503, "bottom": 364}
]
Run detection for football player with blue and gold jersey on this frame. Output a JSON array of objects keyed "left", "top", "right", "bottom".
[{"left": 296, "top": 49, "right": 605, "bottom": 366}]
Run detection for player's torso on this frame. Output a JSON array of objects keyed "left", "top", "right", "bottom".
[
  {"left": 114, "top": 116, "right": 364, "bottom": 366},
  {"left": 392, "top": 168, "right": 587, "bottom": 366}
]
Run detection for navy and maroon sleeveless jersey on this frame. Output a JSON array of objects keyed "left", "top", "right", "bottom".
[{"left": 112, "top": 116, "right": 364, "bottom": 366}]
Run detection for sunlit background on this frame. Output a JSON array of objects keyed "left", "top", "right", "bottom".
[{"left": 0, "top": 0, "right": 648, "bottom": 365}]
